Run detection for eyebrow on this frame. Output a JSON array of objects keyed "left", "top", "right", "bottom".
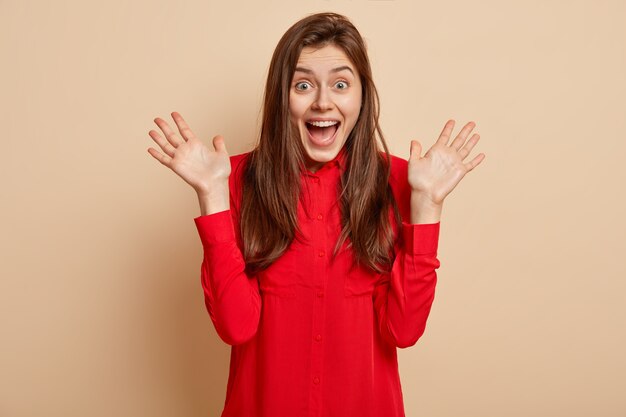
[{"left": 294, "top": 65, "right": 354, "bottom": 75}]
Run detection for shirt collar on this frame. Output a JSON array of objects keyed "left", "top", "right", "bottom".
[{"left": 333, "top": 145, "right": 348, "bottom": 170}]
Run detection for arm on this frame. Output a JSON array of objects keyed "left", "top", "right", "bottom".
[
  {"left": 373, "top": 221, "right": 441, "bottom": 349},
  {"left": 194, "top": 153, "right": 261, "bottom": 346},
  {"left": 372, "top": 155, "right": 441, "bottom": 348},
  {"left": 147, "top": 112, "right": 261, "bottom": 346},
  {"left": 372, "top": 119, "right": 485, "bottom": 348},
  {"left": 194, "top": 208, "right": 261, "bottom": 346}
]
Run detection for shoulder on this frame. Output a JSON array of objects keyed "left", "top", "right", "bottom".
[
  {"left": 382, "top": 152, "right": 411, "bottom": 220},
  {"left": 227, "top": 151, "right": 253, "bottom": 210},
  {"left": 230, "top": 151, "right": 252, "bottom": 174},
  {"left": 388, "top": 153, "right": 408, "bottom": 183},
  {"left": 377, "top": 151, "right": 408, "bottom": 187},
  {"left": 229, "top": 152, "right": 253, "bottom": 183}
]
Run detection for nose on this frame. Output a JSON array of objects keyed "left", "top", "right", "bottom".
[{"left": 312, "top": 86, "right": 334, "bottom": 111}]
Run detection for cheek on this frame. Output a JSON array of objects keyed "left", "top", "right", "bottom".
[
  {"left": 339, "top": 93, "right": 362, "bottom": 117},
  {"left": 343, "top": 102, "right": 362, "bottom": 124},
  {"left": 289, "top": 94, "right": 308, "bottom": 120}
]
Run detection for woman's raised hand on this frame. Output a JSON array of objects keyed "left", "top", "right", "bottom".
[
  {"left": 147, "top": 112, "right": 231, "bottom": 197},
  {"left": 408, "top": 120, "right": 485, "bottom": 206}
]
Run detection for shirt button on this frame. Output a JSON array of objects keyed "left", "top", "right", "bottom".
[
  {"left": 316, "top": 213, "right": 323, "bottom": 220},
  {"left": 313, "top": 177, "right": 320, "bottom": 184},
  {"left": 313, "top": 377, "right": 320, "bottom": 385},
  {"left": 315, "top": 334, "right": 322, "bottom": 341},
  {"left": 317, "top": 291, "right": 324, "bottom": 297},
  {"left": 318, "top": 250, "right": 325, "bottom": 257}
]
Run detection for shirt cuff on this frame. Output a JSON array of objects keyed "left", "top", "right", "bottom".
[
  {"left": 401, "top": 221, "right": 440, "bottom": 255},
  {"left": 193, "top": 209, "right": 236, "bottom": 247}
]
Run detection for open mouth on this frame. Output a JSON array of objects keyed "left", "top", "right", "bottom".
[{"left": 305, "top": 120, "right": 340, "bottom": 146}]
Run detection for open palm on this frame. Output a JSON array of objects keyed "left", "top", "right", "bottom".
[
  {"left": 408, "top": 120, "right": 485, "bottom": 205},
  {"left": 147, "top": 112, "right": 231, "bottom": 195}
]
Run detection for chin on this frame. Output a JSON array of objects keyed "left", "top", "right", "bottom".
[{"left": 303, "top": 144, "right": 343, "bottom": 169}]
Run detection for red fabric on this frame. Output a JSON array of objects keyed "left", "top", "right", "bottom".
[{"left": 194, "top": 147, "right": 441, "bottom": 417}]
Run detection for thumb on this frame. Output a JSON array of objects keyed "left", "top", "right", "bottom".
[
  {"left": 409, "top": 140, "right": 422, "bottom": 161},
  {"left": 212, "top": 135, "right": 228, "bottom": 154}
]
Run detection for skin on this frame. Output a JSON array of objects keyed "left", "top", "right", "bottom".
[
  {"left": 146, "top": 49, "right": 485, "bottom": 223},
  {"left": 289, "top": 44, "right": 362, "bottom": 173},
  {"left": 408, "top": 120, "right": 485, "bottom": 223}
]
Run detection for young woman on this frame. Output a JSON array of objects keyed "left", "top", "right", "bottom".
[{"left": 147, "top": 12, "right": 484, "bottom": 417}]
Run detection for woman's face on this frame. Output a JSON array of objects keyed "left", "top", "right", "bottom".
[{"left": 289, "top": 43, "right": 362, "bottom": 172}]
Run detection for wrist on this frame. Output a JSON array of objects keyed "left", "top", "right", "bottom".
[
  {"left": 197, "top": 183, "right": 230, "bottom": 216},
  {"left": 196, "top": 179, "right": 229, "bottom": 196},
  {"left": 410, "top": 192, "right": 443, "bottom": 224}
]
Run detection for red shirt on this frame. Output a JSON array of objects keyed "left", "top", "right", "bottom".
[{"left": 193, "top": 147, "right": 441, "bottom": 417}]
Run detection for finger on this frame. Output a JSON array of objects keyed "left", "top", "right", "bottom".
[
  {"left": 148, "top": 129, "right": 176, "bottom": 158},
  {"left": 154, "top": 117, "right": 184, "bottom": 148},
  {"left": 458, "top": 134, "right": 480, "bottom": 160},
  {"left": 449, "top": 121, "right": 476, "bottom": 150},
  {"left": 147, "top": 147, "right": 173, "bottom": 167},
  {"left": 464, "top": 153, "right": 486, "bottom": 172},
  {"left": 212, "top": 134, "right": 228, "bottom": 153},
  {"left": 435, "top": 119, "right": 455, "bottom": 146},
  {"left": 409, "top": 139, "right": 422, "bottom": 161},
  {"left": 171, "top": 111, "right": 195, "bottom": 142}
]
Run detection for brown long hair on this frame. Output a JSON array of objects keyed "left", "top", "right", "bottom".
[{"left": 240, "top": 12, "right": 401, "bottom": 274}]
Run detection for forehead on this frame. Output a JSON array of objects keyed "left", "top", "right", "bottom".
[{"left": 296, "top": 44, "right": 355, "bottom": 68}]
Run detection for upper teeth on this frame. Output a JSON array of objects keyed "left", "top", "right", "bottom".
[{"left": 308, "top": 120, "right": 338, "bottom": 127}]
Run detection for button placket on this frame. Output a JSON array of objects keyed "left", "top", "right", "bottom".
[{"left": 308, "top": 171, "right": 326, "bottom": 414}]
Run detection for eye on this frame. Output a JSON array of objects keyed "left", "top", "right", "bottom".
[
  {"left": 335, "top": 81, "right": 349, "bottom": 90},
  {"left": 295, "top": 81, "right": 311, "bottom": 91}
]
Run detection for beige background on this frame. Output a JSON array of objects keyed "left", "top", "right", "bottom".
[{"left": 1, "top": 0, "right": 624, "bottom": 416}]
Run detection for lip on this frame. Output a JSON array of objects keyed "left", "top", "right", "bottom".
[
  {"left": 305, "top": 121, "right": 340, "bottom": 147},
  {"left": 306, "top": 118, "right": 340, "bottom": 123}
]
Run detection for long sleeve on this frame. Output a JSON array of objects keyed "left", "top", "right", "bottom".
[
  {"left": 372, "top": 154, "right": 442, "bottom": 348},
  {"left": 372, "top": 221, "right": 441, "bottom": 348},
  {"left": 194, "top": 210, "right": 261, "bottom": 346},
  {"left": 193, "top": 152, "right": 261, "bottom": 346}
]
